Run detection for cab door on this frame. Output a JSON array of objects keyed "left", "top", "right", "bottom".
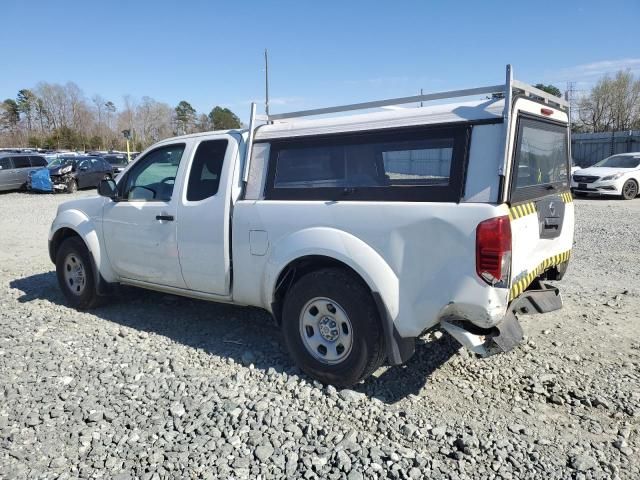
[
  {"left": 102, "top": 142, "right": 190, "bottom": 288},
  {"left": 176, "top": 134, "right": 238, "bottom": 295},
  {"left": 506, "top": 101, "right": 575, "bottom": 301}
]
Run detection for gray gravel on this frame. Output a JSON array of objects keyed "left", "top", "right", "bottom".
[{"left": 0, "top": 190, "right": 639, "bottom": 479}]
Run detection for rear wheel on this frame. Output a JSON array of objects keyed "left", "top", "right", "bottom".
[
  {"left": 55, "top": 237, "right": 102, "bottom": 309},
  {"left": 621, "top": 179, "right": 638, "bottom": 200},
  {"left": 66, "top": 178, "right": 77, "bottom": 194},
  {"left": 281, "top": 268, "right": 385, "bottom": 387}
]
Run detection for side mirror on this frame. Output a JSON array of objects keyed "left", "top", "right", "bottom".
[{"left": 98, "top": 178, "right": 118, "bottom": 200}]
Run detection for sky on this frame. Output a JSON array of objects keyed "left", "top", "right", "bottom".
[{"left": 1, "top": 0, "right": 639, "bottom": 122}]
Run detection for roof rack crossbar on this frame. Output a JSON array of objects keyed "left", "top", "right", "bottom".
[{"left": 261, "top": 65, "right": 568, "bottom": 123}]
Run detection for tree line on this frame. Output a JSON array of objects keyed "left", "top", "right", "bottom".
[
  {"left": 0, "top": 82, "right": 242, "bottom": 151},
  {"left": 2, "top": 70, "right": 638, "bottom": 150}
]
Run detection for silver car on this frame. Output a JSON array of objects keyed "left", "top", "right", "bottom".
[{"left": 0, "top": 154, "right": 48, "bottom": 191}]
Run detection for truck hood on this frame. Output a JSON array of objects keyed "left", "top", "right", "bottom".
[{"left": 56, "top": 195, "right": 106, "bottom": 220}]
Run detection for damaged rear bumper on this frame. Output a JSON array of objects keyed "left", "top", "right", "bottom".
[{"left": 441, "top": 282, "right": 562, "bottom": 357}]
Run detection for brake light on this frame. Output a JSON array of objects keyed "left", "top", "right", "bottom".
[
  {"left": 476, "top": 216, "right": 511, "bottom": 286},
  {"left": 541, "top": 107, "right": 553, "bottom": 116}
]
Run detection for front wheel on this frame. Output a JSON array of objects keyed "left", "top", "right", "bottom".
[
  {"left": 66, "top": 178, "right": 78, "bottom": 194},
  {"left": 55, "top": 237, "right": 102, "bottom": 309},
  {"left": 281, "top": 268, "right": 385, "bottom": 387},
  {"left": 621, "top": 180, "right": 638, "bottom": 200}
]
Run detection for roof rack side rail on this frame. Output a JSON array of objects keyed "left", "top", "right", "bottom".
[
  {"left": 267, "top": 85, "right": 505, "bottom": 121},
  {"left": 258, "top": 64, "right": 568, "bottom": 123}
]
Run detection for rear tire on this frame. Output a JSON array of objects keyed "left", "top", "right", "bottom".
[
  {"left": 55, "top": 237, "right": 103, "bottom": 310},
  {"left": 621, "top": 179, "right": 638, "bottom": 200},
  {"left": 66, "top": 178, "right": 77, "bottom": 194},
  {"left": 281, "top": 268, "right": 385, "bottom": 388}
]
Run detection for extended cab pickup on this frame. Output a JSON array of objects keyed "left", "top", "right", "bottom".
[{"left": 49, "top": 66, "right": 575, "bottom": 387}]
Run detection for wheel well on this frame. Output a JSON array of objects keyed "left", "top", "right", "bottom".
[
  {"left": 49, "top": 228, "right": 81, "bottom": 264},
  {"left": 272, "top": 255, "right": 371, "bottom": 325}
]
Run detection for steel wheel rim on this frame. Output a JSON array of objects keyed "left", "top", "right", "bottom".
[
  {"left": 63, "top": 253, "right": 86, "bottom": 296},
  {"left": 299, "top": 297, "right": 353, "bottom": 364}
]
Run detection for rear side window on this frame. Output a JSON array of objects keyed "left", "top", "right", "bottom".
[
  {"left": 12, "top": 157, "right": 31, "bottom": 168},
  {"left": 511, "top": 117, "right": 568, "bottom": 201},
  {"left": 30, "top": 156, "right": 47, "bottom": 167},
  {"left": 0, "top": 158, "right": 11, "bottom": 170},
  {"left": 266, "top": 126, "right": 467, "bottom": 202},
  {"left": 186, "top": 139, "right": 227, "bottom": 201}
]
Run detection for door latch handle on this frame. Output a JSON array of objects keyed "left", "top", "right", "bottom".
[{"left": 155, "top": 215, "right": 174, "bottom": 221}]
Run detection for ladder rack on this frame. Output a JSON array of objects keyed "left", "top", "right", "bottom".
[{"left": 254, "top": 64, "right": 568, "bottom": 123}]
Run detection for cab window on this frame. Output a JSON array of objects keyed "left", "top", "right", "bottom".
[
  {"left": 122, "top": 144, "right": 185, "bottom": 201},
  {"left": 186, "top": 140, "right": 227, "bottom": 201}
]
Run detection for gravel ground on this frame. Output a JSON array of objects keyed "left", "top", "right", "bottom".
[{"left": 0, "top": 190, "right": 638, "bottom": 480}]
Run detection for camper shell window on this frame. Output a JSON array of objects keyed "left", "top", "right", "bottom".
[{"left": 264, "top": 125, "right": 469, "bottom": 202}]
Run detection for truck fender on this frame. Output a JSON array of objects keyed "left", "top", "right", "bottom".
[
  {"left": 49, "top": 209, "right": 117, "bottom": 285},
  {"left": 263, "top": 227, "right": 413, "bottom": 365}
]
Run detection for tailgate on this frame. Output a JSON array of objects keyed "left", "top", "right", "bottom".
[{"left": 507, "top": 113, "right": 574, "bottom": 301}]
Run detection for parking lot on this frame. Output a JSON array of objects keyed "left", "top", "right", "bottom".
[{"left": 0, "top": 190, "right": 638, "bottom": 479}]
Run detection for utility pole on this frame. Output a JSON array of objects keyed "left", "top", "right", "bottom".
[
  {"left": 264, "top": 49, "right": 270, "bottom": 117},
  {"left": 420, "top": 88, "right": 423, "bottom": 108}
]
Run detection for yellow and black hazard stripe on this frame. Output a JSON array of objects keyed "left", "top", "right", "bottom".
[
  {"left": 508, "top": 191, "right": 573, "bottom": 220},
  {"left": 559, "top": 191, "right": 573, "bottom": 203},
  {"left": 508, "top": 202, "right": 536, "bottom": 221},
  {"left": 509, "top": 250, "right": 572, "bottom": 301}
]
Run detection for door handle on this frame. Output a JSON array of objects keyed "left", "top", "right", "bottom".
[{"left": 155, "top": 215, "right": 174, "bottom": 221}]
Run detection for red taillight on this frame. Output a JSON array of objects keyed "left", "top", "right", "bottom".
[
  {"left": 541, "top": 107, "right": 553, "bottom": 116},
  {"left": 476, "top": 215, "right": 512, "bottom": 286}
]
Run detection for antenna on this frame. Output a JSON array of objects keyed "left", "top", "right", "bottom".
[{"left": 264, "top": 49, "right": 270, "bottom": 116}]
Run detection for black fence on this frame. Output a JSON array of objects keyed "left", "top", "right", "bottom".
[{"left": 572, "top": 130, "right": 640, "bottom": 167}]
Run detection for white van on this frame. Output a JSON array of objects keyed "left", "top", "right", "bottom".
[{"left": 48, "top": 66, "right": 574, "bottom": 386}]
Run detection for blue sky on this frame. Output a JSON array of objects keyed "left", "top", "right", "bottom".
[{"left": 2, "top": 0, "right": 639, "bottom": 121}]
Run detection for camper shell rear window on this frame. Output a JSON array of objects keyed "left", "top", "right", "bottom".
[
  {"left": 510, "top": 116, "right": 569, "bottom": 202},
  {"left": 263, "top": 125, "right": 470, "bottom": 202}
]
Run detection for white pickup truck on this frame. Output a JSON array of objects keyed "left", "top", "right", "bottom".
[{"left": 49, "top": 66, "right": 574, "bottom": 387}]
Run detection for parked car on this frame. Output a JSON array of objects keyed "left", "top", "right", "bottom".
[
  {"left": 48, "top": 156, "right": 114, "bottom": 193},
  {"left": 571, "top": 153, "right": 640, "bottom": 200},
  {"left": 48, "top": 66, "right": 575, "bottom": 387},
  {"left": 0, "top": 153, "right": 48, "bottom": 191},
  {"left": 102, "top": 153, "right": 129, "bottom": 175}
]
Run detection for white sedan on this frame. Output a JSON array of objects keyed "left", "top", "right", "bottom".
[{"left": 571, "top": 153, "right": 640, "bottom": 200}]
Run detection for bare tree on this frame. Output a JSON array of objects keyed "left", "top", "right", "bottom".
[{"left": 577, "top": 70, "right": 640, "bottom": 132}]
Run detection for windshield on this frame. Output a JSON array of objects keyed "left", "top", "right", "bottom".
[
  {"left": 594, "top": 155, "right": 640, "bottom": 169},
  {"left": 105, "top": 155, "right": 127, "bottom": 165},
  {"left": 48, "top": 158, "right": 75, "bottom": 168}
]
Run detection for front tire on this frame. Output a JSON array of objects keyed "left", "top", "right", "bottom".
[
  {"left": 621, "top": 179, "right": 638, "bottom": 200},
  {"left": 281, "top": 268, "right": 385, "bottom": 387},
  {"left": 55, "top": 237, "right": 102, "bottom": 310},
  {"left": 66, "top": 178, "right": 78, "bottom": 194}
]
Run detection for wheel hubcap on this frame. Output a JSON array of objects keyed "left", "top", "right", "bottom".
[
  {"left": 299, "top": 297, "right": 353, "bottom": 364},
  {"left": 63, "top": 253, "right": 86, "bottom": 296}
]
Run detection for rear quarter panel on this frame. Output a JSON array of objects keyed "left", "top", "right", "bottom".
[{"left": 232, "top": 201, "right": 510, "bottom": 337}]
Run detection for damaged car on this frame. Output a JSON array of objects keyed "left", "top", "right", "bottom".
[{"left": 48, "top": 156, "right": 114, "bottom": 193}]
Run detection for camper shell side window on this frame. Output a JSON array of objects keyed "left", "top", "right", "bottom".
[{"left": 263, "top": 125, "right": 470, "bottom": 202}]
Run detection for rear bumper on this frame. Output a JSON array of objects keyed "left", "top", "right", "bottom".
[{"left": 441, "top": 282, "right": 562, "bottom": 357}]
